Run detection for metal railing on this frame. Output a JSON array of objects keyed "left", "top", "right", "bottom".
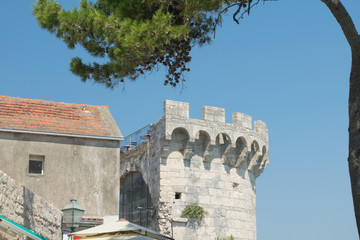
[{"left": 120, "top": 124, "right": 151, "bottom": 153}]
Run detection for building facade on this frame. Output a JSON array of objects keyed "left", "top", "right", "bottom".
[
  {"left": 120, "top": 100, "right": 269, "bottom": 240},
  {"left": 0, "top": 96, "right": 122, "bottom": 217}
]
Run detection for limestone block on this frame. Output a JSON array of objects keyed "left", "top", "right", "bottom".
[
  {"left": 222, "top": 198, "right": 234, "bottom": 207},
  {"left": 210, "top": 196, "right": 223, "bottom": 205},
  {"left": 202, "top": 106, "right": 225, "bottom": 123},
  {"left": 254, "top": 120, "right": 268, "bottom": 139},
  {"left": 198, "top": 196, "right": 211, "bottom": 204},
  {"left": 233, "top": 112, "right": 252, "bottom": 129},
  {"left": 182, "top": 193, "right": 197, "bottom": 202},
  {"left": 205, "top": 227, "right": 217, "bottom": 236},
  {"left": 208, "top": 188, "right": 217, "bottom": 196},
  {"left": 164, "top": 100, "right": 189, "bottom": 118}
]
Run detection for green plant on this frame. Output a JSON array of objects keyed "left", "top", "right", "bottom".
[
  {"left": 181, "top": 202, "right": 207, "bottom": 220},
  {"left": 138, "top": 151, "right": 144, "bottom": 160},
  {"left": 214, "top": 236, "right": 234, "bottom": 240}
]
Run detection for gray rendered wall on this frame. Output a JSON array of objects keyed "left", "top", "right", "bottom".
[
  {"left": 0, "top": 132, "right": 120, "bottom": 217},
  {"left": 0, "top": 170, "right": 62, "bottom": 240}
]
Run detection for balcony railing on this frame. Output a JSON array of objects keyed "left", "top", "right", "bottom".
[{"left": 120, "top": 124, "right": 151, "bottom": 153}]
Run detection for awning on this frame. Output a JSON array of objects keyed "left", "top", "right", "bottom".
[
  {"left": 69, "top": 219, "right": 173, "bottom": 240},
  {"left": 0, "top": 215, "right": 48, "bottom": 240},
  {"left": 74, "top": 236, "right": 155, "bottom": 240}
]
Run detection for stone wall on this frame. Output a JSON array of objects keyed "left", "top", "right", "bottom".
[
  {"left": 160, "top": 140, "right": 258, "bottom": 240},
  {"left": 0, "top": 170, "right": 62, "bottom": 240},
  {"left": 120, "top": 119, "right": 165, "bottom": 231},
  {"left": 120, "top": 100, "right": 269, "bottom": 240}
]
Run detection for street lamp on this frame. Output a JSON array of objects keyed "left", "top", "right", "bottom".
[{"left": 61, "top": 199, "right": 85, "bottom": 233}]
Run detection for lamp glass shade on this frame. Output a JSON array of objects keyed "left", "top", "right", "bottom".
[{"left": 61, "top": 199, "right": 85, "bottom": 230}]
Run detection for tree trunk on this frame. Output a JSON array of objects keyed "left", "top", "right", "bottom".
[
  {"left": 349, "top": 50, "right": 360, "bottom": 236},
  {"left": 321, "top": 0, "right": 360, "bottom": 236}
]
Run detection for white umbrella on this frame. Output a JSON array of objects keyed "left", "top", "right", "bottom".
[
  {"left": 69, "top": 219, "right": 173, "bottom": 240},
  {"left": 75, "top": 236, "right": 154, "bottom": 240}
]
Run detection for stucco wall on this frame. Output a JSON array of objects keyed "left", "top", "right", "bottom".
[
  {"left": 0, "top": 170, "right": 62, "bottom": 240},
  {"left": 0, "top": 132, "right": 120, "bottom": 217}
]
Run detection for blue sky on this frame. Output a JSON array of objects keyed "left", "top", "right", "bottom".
[{"left": 1, "top": 0, "right": 359, "bottom": 239}]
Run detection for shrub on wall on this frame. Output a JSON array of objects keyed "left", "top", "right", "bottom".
[
  {"left": 215, "top": 236, "right": 234, "bottom": 240},
  {"left": 181, "top": 202, "right": 207, "bottom": 220}
]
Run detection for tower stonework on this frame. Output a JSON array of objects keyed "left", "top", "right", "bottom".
[{"left": 120, "top": 100, "right": 269, "bottom": 240}]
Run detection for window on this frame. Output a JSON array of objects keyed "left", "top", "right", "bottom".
[
  {"left": 28, "top": 155, "right": 44, "bottom": 175},
  {"left": 175, "top": 192, "right": 182, "bottom": 199}
]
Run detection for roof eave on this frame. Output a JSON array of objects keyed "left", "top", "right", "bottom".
[{"left": 0, "top": 128, "right": 124, "bottom": 141}]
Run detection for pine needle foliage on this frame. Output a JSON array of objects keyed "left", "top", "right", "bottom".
[
  {"left": 33, "top": 0, "right": 265, "bottom": 88},
  {"left": 181, "top": 202, "right": 207, "bottom": 220}
]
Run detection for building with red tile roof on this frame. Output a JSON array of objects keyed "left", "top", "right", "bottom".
[
  {"left": 0, "top": 95, "right": 122, "bottom": 139},
  {"left": 0, "top": 95, "right": 122, "bottom": 218}
]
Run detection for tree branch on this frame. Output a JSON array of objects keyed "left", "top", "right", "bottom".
[
  {"left": 233, "top": 3, "right": 242, "bottom": 24},
  {"left": 213, "top": 3, "right": 240, "bottom": 37},
  {"left": 240, "top": 0, "right": 262, "bottom": 19},
  {"left": 321, "top": 0, "right": 360, "bottom": 53}
]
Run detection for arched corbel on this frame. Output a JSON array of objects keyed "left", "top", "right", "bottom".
[
  {"left": 255, "top": 155, "right": 269, "bottom": 177},
  {"left": 250, "top": 145, "right": 269, "bottom": 177},
  {"left": 235, "top": 147, "right": 248, "bottom": 168},
  {"left": 161, "top": 141, "right": 170, "bottom": 158},
  {"left": 184, "top": 148, "right": 193, "bottom": 160},
  {"left": 195, "top": 130, "right": 211, "bottom": 161},
  {"left": 189, "top": 135, "right": 196, "bottom": 144},
  {"left": 217, "top": 133, "right": 232, "bottom": 156},
  {"left": 247, "top": 141, "right": 260, "bottom": 172},
  {"left": 234, "top": 137, "right": 248, "bottom": 168}
]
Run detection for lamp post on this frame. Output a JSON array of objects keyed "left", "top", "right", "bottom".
[{"left": 61, "top": 199, "right": 85, "bottom": 233}]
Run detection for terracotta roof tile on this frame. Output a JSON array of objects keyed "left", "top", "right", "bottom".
[{"left": 0, "top": 96, "right": 122, "bottom": 138}]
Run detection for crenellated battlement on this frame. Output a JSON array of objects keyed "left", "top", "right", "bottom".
[{"left": 163, "top": 100, "right": 268, "bottom": 153}]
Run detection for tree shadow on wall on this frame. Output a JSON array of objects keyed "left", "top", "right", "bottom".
[
  {"left": 22, "top": 186, "right": 35, "bottom": 230},
  {"left": 119, "top": 171, "right": 153, "bottom": 228},
  {"left": 186, "top": 218, "right": 201, "bottom": 230}
]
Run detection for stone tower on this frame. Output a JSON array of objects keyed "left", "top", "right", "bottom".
[{"left": 120, "top": 100, "right": 269, "bottom": 240}]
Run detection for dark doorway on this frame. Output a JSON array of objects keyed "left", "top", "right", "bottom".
[{"left": 119, "top": 172, "right": 152, "bottom": 227}]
